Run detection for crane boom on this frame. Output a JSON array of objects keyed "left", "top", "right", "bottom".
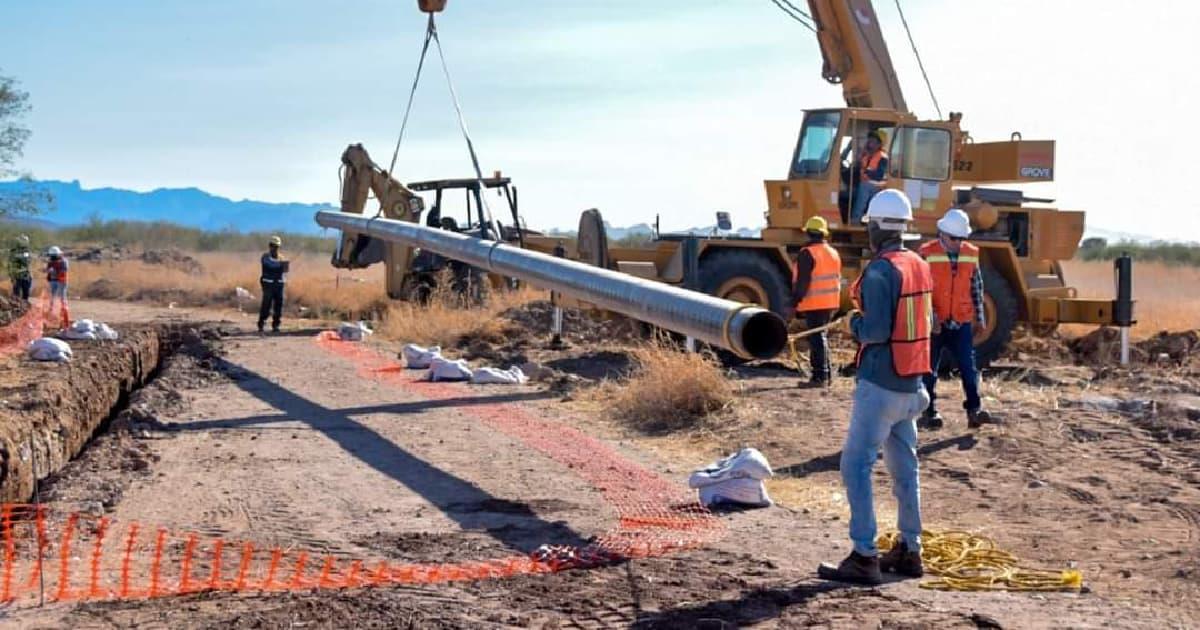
[{"left": 806, "top": 0, "right": 907, "bottom": 112}]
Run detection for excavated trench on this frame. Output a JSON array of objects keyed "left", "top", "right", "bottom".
[{"left": 0, "top": 324, "right": 213, "bottom": 504}]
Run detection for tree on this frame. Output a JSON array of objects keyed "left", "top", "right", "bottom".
[{"left": 0, "top": 70, "right": 51, "bottom": 219}]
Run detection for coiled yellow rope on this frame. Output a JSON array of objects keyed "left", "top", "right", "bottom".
[{"left": 879, "top": 530, "right": 1084, "bottom": 591}]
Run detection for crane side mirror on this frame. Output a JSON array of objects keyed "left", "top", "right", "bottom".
[{"left": 715, "top": 211, "right": 732, "bottom": 232}]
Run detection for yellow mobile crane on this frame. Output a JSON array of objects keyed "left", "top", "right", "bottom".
[
  {"left": 518, "top": 0, "right": 1124, "bottom": 364},
  {"left": 334, "top": 0, "right": 1129, "bottom": 364}
]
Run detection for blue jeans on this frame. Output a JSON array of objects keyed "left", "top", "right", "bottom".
[
  {"left": 849, "top": 182, "right": 879, "bottom": 224},
  {"left": 922, "top": 323, "right": 981, "bottom": 413},
  {"left": 842, "top": 378, "right": 928, "bottom": 556},
  {"left": 49, "top": 281, "right": 67, "bottom": 302}
]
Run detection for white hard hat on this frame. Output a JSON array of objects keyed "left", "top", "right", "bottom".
[
  {"left": 47, "top": 246, "right": 62, "bottom": 256},
  {"left": 936, "top": 208, "right": 972, "bottom": 238},
  {"left": 16, "top": 234, "right": 29, "bottom": 245},
  {"left": 862, "top": 189, "right": 913, "bottom": 230}
]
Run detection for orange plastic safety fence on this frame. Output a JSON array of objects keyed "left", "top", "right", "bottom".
[
  {"left": 313, "top": 331, "right": 724, "bottom": 562},
  {"left": 0, "top": 295, "right": 48, "bottom": 356},
  {"left": 0, "top": 331, "right": 723, "bottom": 608}
]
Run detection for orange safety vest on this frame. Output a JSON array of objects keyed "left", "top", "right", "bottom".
[
  {"left": 859, "top": 150, "right": 887, "bottom": 181},
  {"left": 919, "top": 239, "right": 979, "bottom": 324},
  {"left": 850, "top": 249, "right": 934, "bottom": 377},
  {"left": 793, "top": 242, "right": 842, "bottom": 312},
  {"left": 47, "top": 258, "right": 68, "bottom": 283}
]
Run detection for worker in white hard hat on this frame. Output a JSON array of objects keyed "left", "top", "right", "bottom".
[
  {"left": 791, "top": 215, "right": 842, "bottom": 387},
  {"left": 7, "top": 234, "right": 33, "bottom": 301},
  {"left": 258, "top": 236, "right": 288, "bottom": 333},
  {"left": 45, "top": 245, "right": 70, "bottom": 328},
  {"left": 818, "top": 189, "right": 933, "bottom": 585},
  {"left": 918, "top": 209, "right": 999, "bottom": 430}
]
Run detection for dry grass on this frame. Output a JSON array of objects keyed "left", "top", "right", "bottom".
[
  {"left": 598, "top": 341, "right": 736, "bottom": 433},
  {"left": 1062, "top": 259, "right": 1200, "bottom": 337},
  {"left": 70, "top": 251, "right": 388, "bottom": 321},
  {"left": 376, "top": 281, "right": 542, "bottom": 348}
]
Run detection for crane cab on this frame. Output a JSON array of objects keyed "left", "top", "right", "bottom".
[{"left": 763, "top": 107, "right": 958, "bottom": 239}]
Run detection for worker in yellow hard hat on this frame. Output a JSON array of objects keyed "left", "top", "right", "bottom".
[
  {"left": 258, "top": 236, "right": 288, "bottom": 333},
  {"left": 849, "top": 128, "right": 890, "bottom": 225},
  {"left": 792, "top": 215, "right": 842, "bottom": 387}
]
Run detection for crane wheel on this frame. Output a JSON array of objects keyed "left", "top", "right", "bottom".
[
  {"left": 971, "top": 266, "right": 1018, "bottom": 368},
  {"left": 699, "top": 249, "right": 792, "bottom": 319}
]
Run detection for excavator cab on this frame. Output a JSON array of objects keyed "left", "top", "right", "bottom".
[{"left": 403, "top": 176, "right": 526, "bottom": 302}]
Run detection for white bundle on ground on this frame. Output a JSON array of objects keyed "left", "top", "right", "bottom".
[
  {"left": 471, "top": 366, "right": 529, "bottom": 385},
  {"left": 59, "top": 319, "right": 119, "bottom": 341},
  {"left": 29, "top": 337, "right": 73, "bottom": 362},
  {"left": 402, "top": 344, "right": 442, "bottom": 369},
  {"left": 688, "top": 447, "right": 774, "bottom": 508},
  {"left": 60, "top": 319, "right": 97, "bottom": 340},
  {"left": 337, "top": 321, "right": 373, "bottom": 342},
  {"left": 426, "top": 356, "right": 474, "bottom": 382}
]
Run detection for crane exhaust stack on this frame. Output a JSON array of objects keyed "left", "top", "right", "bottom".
[{"left": 315, "top": 211, "right": 789, "bottom": 360}]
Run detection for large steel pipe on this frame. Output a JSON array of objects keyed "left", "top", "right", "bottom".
[{"left": 316, "top": 211, "right": 788, "bottom": 359}]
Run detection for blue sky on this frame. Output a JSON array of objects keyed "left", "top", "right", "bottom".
[{"left": 1, "top": 1, "right": 1194, "bottom": 238}]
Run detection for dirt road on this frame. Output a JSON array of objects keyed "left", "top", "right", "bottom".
[{"left": 4, "top": 300, "right": 1191, "bottom": 628}]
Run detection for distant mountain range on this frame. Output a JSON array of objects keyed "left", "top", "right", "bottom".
[
  {"left": 0, "top": 179, "right": 1180, "bottom": 244},
  {"left": 0, "top": 179, "right": 336, "bottom": 234}
]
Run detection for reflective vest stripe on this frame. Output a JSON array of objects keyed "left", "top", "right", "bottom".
[
  {"left": 795, "top": 242, "right": 843, "bottom": 312},
  {"left": 919, "top": 239, "right": 979, "bottom": 324},
  {"left": 850, "top": 249, "right": 934, "bottom": 377}
]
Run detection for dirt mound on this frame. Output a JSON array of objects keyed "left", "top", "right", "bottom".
[
  {"left": 82, "top": 277, "right": 123, "bottom": 300},
  {"left": 141, "top": 248, "right": 204, "bottom": 274},
  {"left": 1070, "top": 327, "right": 1200, "bottom": 366},
  {"left": 499, "top": 300, "right": 639, "bottom": 346},
  {"left": 0, "top": 293, "right": 27, "bottom": 327}
]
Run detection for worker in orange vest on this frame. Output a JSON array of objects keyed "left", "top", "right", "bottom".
[
  {"left": 917, "top": 209, "right": 999, "bottom": 430},
  {"left": 818, "top": 190, "right": 932, "bottom": 585},
  {"left": 849, "top": 129, "right": 889, "bottom": 224},
  {"left": 45, "top": 246, "right": 70, "bottom": 328},
  {"left": 792, "top": 216, "right": 842, "bottom": 387}
]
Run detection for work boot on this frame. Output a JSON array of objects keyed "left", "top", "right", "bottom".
[
  {"left": 817, "top": 551, "right": 882, "bottom": 585},
  {"left": 798, "top": 375, "right": 831, "bottom": 389},
  {"left": 967, "top": 408, "right": 1001, "bottom": 429},
  {"left": 879, "top": 541, "right": 924, "bottom": 578},
  {"left": 917, "top": 409, "right": 944, "bottom": 431}
]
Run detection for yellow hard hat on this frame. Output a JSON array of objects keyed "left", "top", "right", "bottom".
[
  {"left": 804, "top": 216, "right": 830, "bottom": 236},
  {"left": 269, "top": 236, "right": 282, "bottom": 247},
  {"left": 869, "top": 129, "right": 888, "bottom": 145}
]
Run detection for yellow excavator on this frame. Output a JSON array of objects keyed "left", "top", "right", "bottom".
[{"left": 334, "top": 0, "right": 1127, "bottom": 364}]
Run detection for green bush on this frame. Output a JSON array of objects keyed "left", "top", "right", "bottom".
[{"left": 1077, "top": 238, "right": 1200, "bottom": 267}]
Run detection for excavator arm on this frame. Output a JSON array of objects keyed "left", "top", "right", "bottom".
[
  {"left": 806, "top": 0, "right": 907, "bottom": 112},
  {"left": 332, "top": 143, "right": 425, "bottom": 298}
]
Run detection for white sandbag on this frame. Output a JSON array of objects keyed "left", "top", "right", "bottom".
[
  {"left": 425, "top": 356, "right": 473, "bottom": 382},
  {"left": 60, "top": 319, "right": 98, "bottom": 341},
  {"left": 402, "top": 344, "right": 442, "bottom": 369},
  {"left": 688, "top": 447, "right": 774, "bottom": 488},
  {"left": 470, "top": 366, "right": 529, "bottom": 385},
  {"left": 337, "top": 321, "right": 373, "bottom": 342},
  {"left": 29, "top": 337, "right": 73, "bottom": 362},
  {"left": 697, "top": 477, "right": 773, "bottom": 508},
  {"left": 96, "top": 323, "right": 119, "bottom": 340}
]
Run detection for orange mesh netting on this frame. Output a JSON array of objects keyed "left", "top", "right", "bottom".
[
  {"left": 0, "top": 295, "right": 47, "bottom": 356},
  {"left": 313, "top": 331, "right": 724, "bottom": 565},
  {"left": 0, "top": 332, "right": 721, "bottom": 608}
]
